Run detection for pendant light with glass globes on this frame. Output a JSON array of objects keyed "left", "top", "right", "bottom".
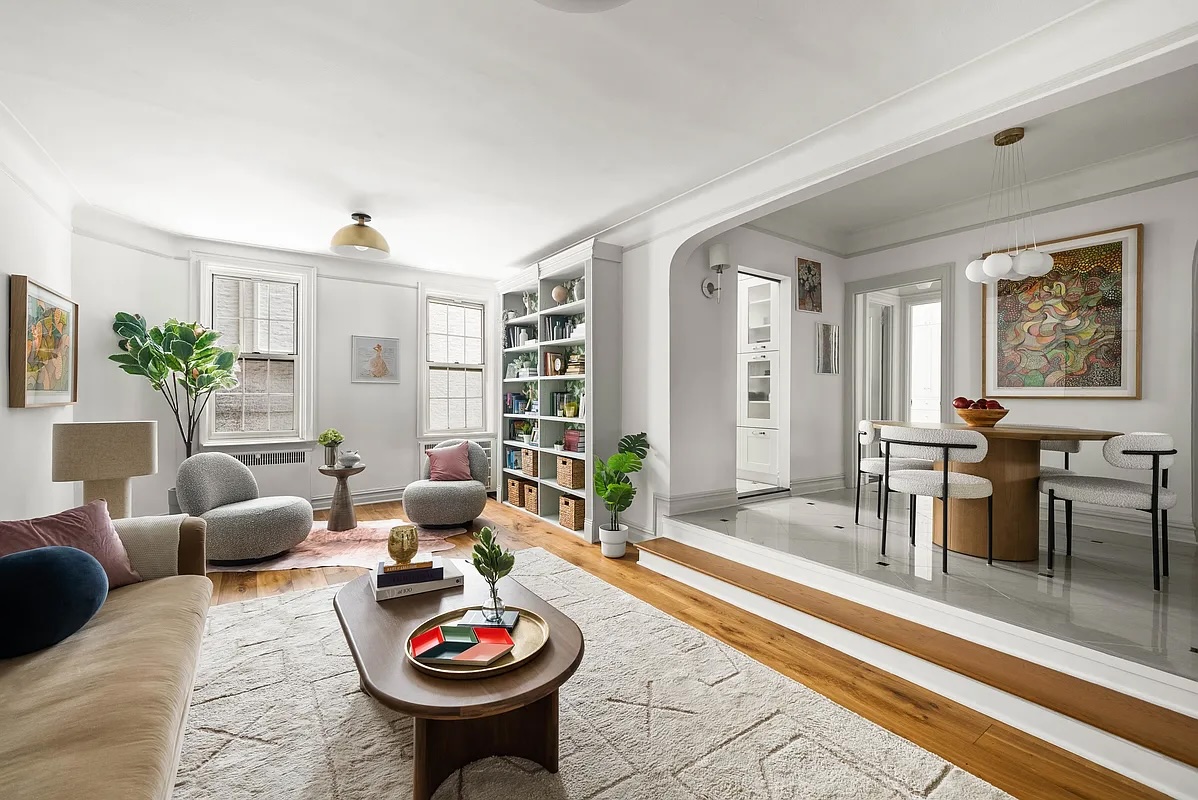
[
  {"left": 330, "top": 213, "right": 390, "bottom": 259},
  {"left": 964, "top": 127, "right": 1053, "bottom": 286}
]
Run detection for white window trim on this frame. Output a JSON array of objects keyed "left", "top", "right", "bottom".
[
  {"left": 191, "top": 253, "right": 317, "bottom": 447},
  {"left": 417, "top": 284, "right": 494, "bottom": 439}
]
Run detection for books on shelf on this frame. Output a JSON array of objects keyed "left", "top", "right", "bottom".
[
  {"left": 565, "top": 352, "right": 585, "bottom": 374},
  {"left": 373, "top": 557, "right": 463, "bottom": 601},
  {"left": 563, "top": 428, "right": 585, "bottom": 453}
]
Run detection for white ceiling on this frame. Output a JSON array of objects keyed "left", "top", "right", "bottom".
[
  {"left": 750, "top": 65, "right": 1198, "bottom": 254},
  {"left": 0, "top": 0, "right": 1096, "bottom": 277}
]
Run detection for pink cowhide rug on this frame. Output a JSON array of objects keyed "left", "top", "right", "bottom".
[{"left": 205, "top": 518, "right": 464, "bottom": 572}]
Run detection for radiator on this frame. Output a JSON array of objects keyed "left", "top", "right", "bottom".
[
  {"left": 232, "top": 450, "right": 313, "bottom": 500},
  {"left": 422, "top": 437, "right": 497, "bottom": 490}
]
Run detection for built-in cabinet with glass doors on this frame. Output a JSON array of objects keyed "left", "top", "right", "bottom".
[{"left": 736, "top": 274, "right": 784, "bottom": 488}]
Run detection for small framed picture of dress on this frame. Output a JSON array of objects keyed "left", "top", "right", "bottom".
[{"left": 351, "top": 336, "right": 399, "bottom": 383}]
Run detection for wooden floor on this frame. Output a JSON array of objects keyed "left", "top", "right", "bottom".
[{"left": 209, "top": 499, "right": 1168, "bottom": 800}]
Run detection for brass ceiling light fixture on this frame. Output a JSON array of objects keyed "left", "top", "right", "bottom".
[{"left": 330, "top": 213, "right": 390, "bottom": 259}]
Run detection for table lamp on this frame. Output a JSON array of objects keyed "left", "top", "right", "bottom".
[{"left": 52, "top": 421, "right": 158, "bottom": 519}]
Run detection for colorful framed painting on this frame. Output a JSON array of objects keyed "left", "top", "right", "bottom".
[
  {"left": 795, "top": 258, "right": 823, "bottom": 313},
  {"left": 982, "top": 224, "right": 1142, "bottom": 399},
  {"left": 351, "top": 336, "right": 400, "bottom": 383},
  {"left": 8, "top": 275, "right": 78, "bottom": 408}
]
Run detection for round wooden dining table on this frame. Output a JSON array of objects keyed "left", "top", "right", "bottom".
[{"left": 872, "top": 421, "right": 1120, "bottom": 562}]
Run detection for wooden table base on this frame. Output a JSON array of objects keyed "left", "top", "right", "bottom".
[
  {"left": 412, "top": 691, "right": 559, "bottom": 800},
  {"left": 933, "top": 437, "right": 1041, "bottom": 562}
]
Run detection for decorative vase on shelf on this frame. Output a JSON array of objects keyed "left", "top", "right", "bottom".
[
  {"left": 323, "top": 445, "right": 339, "bottom": 467},
  {"left": 563, "top": 401, "right": 579, "bottom": 418},
  {"left": 481, "top": 587, "right": 506, "bottom": 624},
  {"left": 387, "top": 524, "right": 419, "bottom": 566},
  {"left": 551, "top": 284, "right": 568, "bottom": 303},
  {"left": 338, "top": 450, "right": 362, "bottom": 468}
]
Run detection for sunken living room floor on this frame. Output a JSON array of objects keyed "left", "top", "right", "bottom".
[{"left": 205, "top": 499, "right": 1166, "bottom": 799}]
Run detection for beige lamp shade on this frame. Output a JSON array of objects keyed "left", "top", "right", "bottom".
[
  {"left": 330, "top": 212, "right": 390, "bottom": 259},
  {"left": 52, "top": 421, "right": 158, "bottom": 519}
]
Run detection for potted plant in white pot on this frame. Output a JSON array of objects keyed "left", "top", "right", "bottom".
[{"left": 594, "top": 432, "right": 648, "bottom": 558}]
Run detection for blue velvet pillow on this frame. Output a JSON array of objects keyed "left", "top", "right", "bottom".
[{"left": 0, "top": 546, "right": 108, "bottom": 659}]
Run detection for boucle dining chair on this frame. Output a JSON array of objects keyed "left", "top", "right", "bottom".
[
  {"left": 854, "top": 421, "right": 933, "bottom": 525},
  {"left": 879, "top": 425, "right": 993, "bottom": 574},
  {"left": 1039, "top": 432, "right": 1177, "bottom": 591},
  {"left": 1040, "top": 439, "right": 1081, "bottom": 551}
]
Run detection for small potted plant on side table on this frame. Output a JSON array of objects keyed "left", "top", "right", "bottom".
[
  {"left": 594, "top": 432, "right": 649, "bottom": 558},
  {"left": 318, "top": 428, "right": 344, "bottom": 467},
  {"left": 472, "top": 527, "right": 515, "bottom": 623}
]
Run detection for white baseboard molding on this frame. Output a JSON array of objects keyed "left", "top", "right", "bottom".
[
  {"left": 1041, "top": 499, "right": 1196, "bottom": 540},
  {"left": 639, "top": 548, "right": 1198, "bottom": 800},
  {"left": 790, "top": 474, "right": 845, "bottom": 494},
  {"left": 310, "top": 485, "right": 405, "bottom": 512},
  {"left": 654, "top": 489, "right": 741, "bottom": 520}
]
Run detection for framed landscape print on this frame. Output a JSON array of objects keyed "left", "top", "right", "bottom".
[
  {"left": 8, "top": 275, "right": 78, "bottom": 407},
  {"left": 351, "top": 335, "right": 399, "bottom": 383},
  {"left": 982, "top": 224, "right": 1142, "bottom": 399},
  {"left": 795, "top": 258, "right": 823, "bottom": 313}
]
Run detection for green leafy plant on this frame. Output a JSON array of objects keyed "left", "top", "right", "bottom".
[
  {"left": 317, "top": 429, "right": 344, "bottom": 447},
  {"left": 594, "top": 432, "right": 649, "bottom": 531},
  {"left": 109, "top": 313, "right": 239, "bottom": 458},
  {"left": 472, "top": 527, "right": 515, "bottom": 615}
]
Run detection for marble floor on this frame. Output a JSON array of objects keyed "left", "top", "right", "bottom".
[{"left": 677, "top": 487, "right": 1198, "bottom": 681}]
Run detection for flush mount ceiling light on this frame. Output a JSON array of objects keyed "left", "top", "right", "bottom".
[
  {"left": 330, "top": 212, "right": 390, "bottom": 259},
  {"left": 964, "top": 127, "right": 1053, "bottom": 285},
  {"left": 534, "top": 0, "right": 633, "bottom": 12}
]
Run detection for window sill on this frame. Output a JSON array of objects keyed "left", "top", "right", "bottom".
[
  {"left": 419, "top": 431, "right": 495, "bottom": 443},
  {"left": 201, "top": 437, "right": 314, "bottom": 451}
]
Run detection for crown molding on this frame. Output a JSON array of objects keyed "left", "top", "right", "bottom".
[{"left": 0, "top": 100, "right": 84, "bottom": 228}]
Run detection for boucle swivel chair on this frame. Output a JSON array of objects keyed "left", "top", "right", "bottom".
[{"left": 403, "top": 439, "right": 489, "bottom": 527}]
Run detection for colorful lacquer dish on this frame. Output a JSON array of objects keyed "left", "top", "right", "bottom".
[
  {"left": 404, "top": 605, "right": 551, "bottom": 679},
  {"left": 410, "top": 624, "right": 515, "bottom": 667}
]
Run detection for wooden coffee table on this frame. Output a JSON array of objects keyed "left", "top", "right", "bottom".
[{"left": 333, "top": 562, "right": 584, "bottom": 800}]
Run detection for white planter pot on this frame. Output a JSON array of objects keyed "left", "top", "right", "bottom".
[{"left": 599, "top": 524, "right": 628, "bottom": 558}]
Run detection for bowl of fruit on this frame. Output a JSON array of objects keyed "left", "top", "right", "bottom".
[{"left": 952, "top": 396, "right": 1008, "bottom": 427}]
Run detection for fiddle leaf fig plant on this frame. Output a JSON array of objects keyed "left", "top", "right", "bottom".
[
  {"left": 109, "top": 313, "right": 239, "bottom": 458},
  {"left": 594, "top": 432, "right": 649, "bottom": 531}
]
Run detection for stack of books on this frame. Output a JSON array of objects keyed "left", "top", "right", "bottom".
[
  {"left": 373, "top": 556, "right": 464, "bottom": 602},
  {"left": 565, "top": 352, "right": 585, "bottom": 374},
  {"left": 563, "top": 428, "right": 585, "bottom": 452}
]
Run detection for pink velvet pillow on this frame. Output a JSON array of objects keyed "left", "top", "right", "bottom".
[
  {"left": 0, "top": 500, "right": 141, "bottom": 588},
  {"left": 428, "top": 442, "right": 473, "bottom": 481}
]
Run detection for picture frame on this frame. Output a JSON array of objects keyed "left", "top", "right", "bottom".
[
  {"left": 8, "top": 275, "right": 78, "bottom": 408},
  {"left": 350, "top": 335, "right": 400, "bottom": 383},
  {"left": 815, "top": 322, "right": 839, "bottom": 375},
  {"left": 795, "top": 258, "right": 823, "bottom": 313},
  {"left": 982, "top": 224, "right": 1142, "bottom": 399}
]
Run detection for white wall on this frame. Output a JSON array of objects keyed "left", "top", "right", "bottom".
[
  {"left": 70, "top": 209, "right": 497, "bottom": 515},
  {"left": 846, "top": 177, "right": 1198, "bottom": 529},
  {"left": 0, "top": 114, "right": 77, "bottom": 518}
]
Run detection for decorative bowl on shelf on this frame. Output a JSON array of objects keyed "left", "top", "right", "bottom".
[{"left": 954, "top": 407, "right": 1009, "bottom": 427}]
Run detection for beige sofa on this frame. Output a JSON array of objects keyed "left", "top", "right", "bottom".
[{"left": 0, "top": 516, "right": 211, "bottom": 800}]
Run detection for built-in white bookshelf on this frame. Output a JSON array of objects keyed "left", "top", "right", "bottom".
[{"left": 496, "top": 239, "right": 620, "bottom": 542}]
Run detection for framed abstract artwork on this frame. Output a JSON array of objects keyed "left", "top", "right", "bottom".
[
  {"left": 8, "top": 275, "right": 78, "bottom": 408},
  {"left": 350, "top": 335, "right": 400, "bottom": 383},
  {"left": 795, "top": 258, "right": 823, "bottom": 313},
  {"left": 815, "top": 323, "right": 840, "bottom": 375},
  {"left": 982, "top": 224, "right": 1142, "bottom": 399}
]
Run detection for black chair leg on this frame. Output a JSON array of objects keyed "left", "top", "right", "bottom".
[
  {"left": 1150, "top": 508, "right": 1161, "bottom": 592},
  {"left": 1047, "top": 490, "right": 1055, "bottom": 573},
  {"left": 1162, "top": 510, "right": 1169, "bottom": 578},
  {"left": 877, "top": 481, "right": 883, "bottom": 519},
  {"left": 909, "top": 496, "right": 916, "bottom": 545},
  {"left": 941, "top": 493, "right": 949, "bottom": 574},
  {"left": 881, "top": 484, "right": 891, "bottom": 556},
  {"left": 987, "top": 495, "right": 994, "bottom": 565},
  {"left": 1065, "top": 500, "right": 1073, "bottom": 556},
  {"left": 854, "top": 470, "right": 863, "bottom": 525}
]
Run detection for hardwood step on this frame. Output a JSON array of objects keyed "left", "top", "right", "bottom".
[{"left": 638, "top": 537, "right": 1198, "bottom": 770}]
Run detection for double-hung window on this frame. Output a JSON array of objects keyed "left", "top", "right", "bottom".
[
  {"left": 198, "top": 257, "right": 314, "bottom": 445},
  {"left": 424, "top": 295, "right": 486, "bottom": 435}
]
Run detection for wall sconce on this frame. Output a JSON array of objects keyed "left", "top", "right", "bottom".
[{"left": 701, "top": 242, "right": 731, "bottom": 303}]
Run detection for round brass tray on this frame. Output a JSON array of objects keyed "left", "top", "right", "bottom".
[{"left": 405, "top": 606, "right": 550, "bottom": 679}]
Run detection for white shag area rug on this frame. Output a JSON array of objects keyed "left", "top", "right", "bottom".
[{"left": 176, "top": 548, "right": 1009, "bottom": 799}]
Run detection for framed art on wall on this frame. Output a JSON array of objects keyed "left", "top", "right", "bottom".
[
  {"left": 8, "top": 275, "right": 78, "bottom": 408},
  {"left": 982, "top": 224, "right": 1142, "bottom": 399},
  {"left": 795, "top": 258, "right": 823, "bottom": 313},
  {"left": 815, "top": 322, "right": 839, "bottom": 375},
  {"left": 351, "top": 336, "right": 400, "bottom": 383}
]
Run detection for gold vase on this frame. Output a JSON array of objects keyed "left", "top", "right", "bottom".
[{"left": 387, "top": 525, "right": 419, "bottom": 566}]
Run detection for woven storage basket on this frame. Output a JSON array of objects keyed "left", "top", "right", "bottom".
[
  {"left": 556, "top": 456, "right": 585, "bottom": 489},
  {"left": 523, "top": 483, "right": 539, "bottom": 513},
  {"left": 559, "top": 496, "right": 585, "bottom": 531},
  {"left": 506, "top": 478, "right": 525, "bottom": 508},
  {"left": 521, "top": 448, "right": 539, "bottom": 477}
]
